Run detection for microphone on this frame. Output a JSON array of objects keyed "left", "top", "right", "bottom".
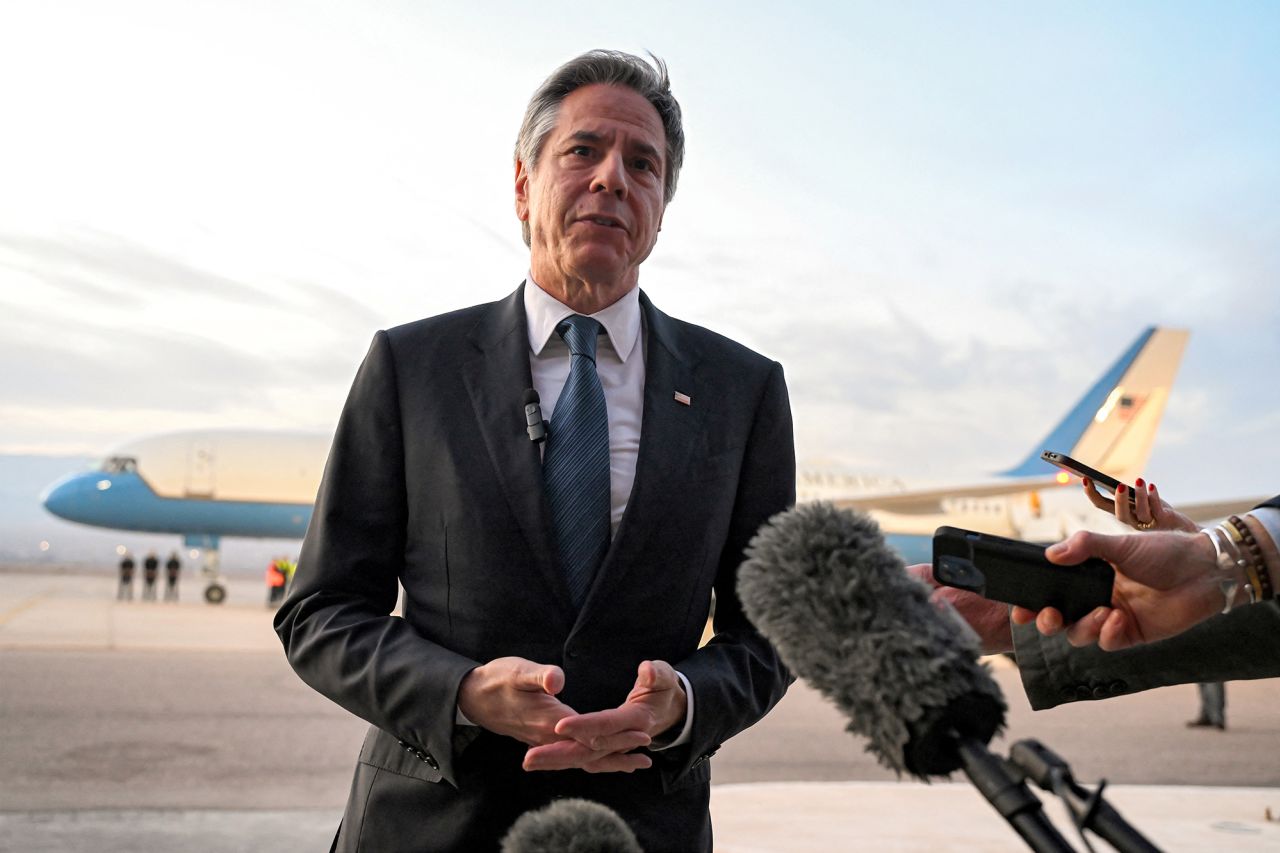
[
  {"left": 737, "top": 501, "right": 1004, "bottom": 776},
  {"left": 500, "top": 798, "right": 642, "bottom": 853},
  {"left": 524, "top": 388, "right": 547, "bottom": 443},
  {"left": 739, "top": 503, "right": 1076, "bottom": 852}
]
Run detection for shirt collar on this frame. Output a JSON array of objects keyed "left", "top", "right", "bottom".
[{"left": 524, "top": 276, "right": 642, "bottom": 363}]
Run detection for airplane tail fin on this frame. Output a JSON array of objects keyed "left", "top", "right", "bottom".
[{"left": 998, "top": 327, "right": 1190, "bottom": 482}]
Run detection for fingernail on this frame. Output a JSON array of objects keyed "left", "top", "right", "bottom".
[
  {"left": 1148, "top": 483, "right": 1155, "bottom": 493},
  {"left": 1135, "top": 478, "right": 1144, "bottom": 488},
  {"left": 1046, "top": 543, "right": 1066, "bottom": 556},
  {"left": 1117, "top": 484, "right": 1126, "bottom": 494}
]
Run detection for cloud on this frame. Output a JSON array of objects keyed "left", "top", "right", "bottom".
[{"left": 0, "top": 229, "right": 280, "bottom": 306}]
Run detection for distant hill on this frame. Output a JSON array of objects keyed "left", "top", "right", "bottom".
[{"left": 0, "top": 454, "right": 300, "bottom": 574}]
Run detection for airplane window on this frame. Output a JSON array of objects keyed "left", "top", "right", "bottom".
[{"left": 102, "top": 456, "right": 138, "bottom": 473}]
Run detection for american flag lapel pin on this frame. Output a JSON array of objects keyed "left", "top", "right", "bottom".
[{"left": 673, "top": 391, "right": 692, "bottom": 406}]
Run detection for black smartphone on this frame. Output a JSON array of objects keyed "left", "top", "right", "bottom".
[
  {"left": 932, "top": 526, "right": 1114, "bottom": 622},
  {"left": 1040, "top": 450, "right": 1136, "bottom": 509}
]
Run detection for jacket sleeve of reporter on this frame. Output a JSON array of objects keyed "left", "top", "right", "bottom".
[
  {"left": 664, "top": 360, "right": 796, "bottom": 778},
  {"left": 273, "top": 331, "right": 478, "bottom": 786},
  {"left": 1014, "top": 599, "right": 1280, "bottom": 710}
]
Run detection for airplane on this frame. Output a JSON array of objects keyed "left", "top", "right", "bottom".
[
  {"left": 811, "top": 326, "right": 1265, "bottom": 562},
  {"left": 41, "top": 431, "right": 329, "bottom": 603},
  {"left": 43, "top": 325, "right": 1259, "bottom": 603}
]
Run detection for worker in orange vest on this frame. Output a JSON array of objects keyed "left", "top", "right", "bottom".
[{"left": 266, "top": 559, "right": 287, "bottom": 607}]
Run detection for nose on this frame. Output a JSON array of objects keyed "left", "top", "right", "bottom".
[{"left": 590, "top": 151, "right": 628, "bottom": 199}]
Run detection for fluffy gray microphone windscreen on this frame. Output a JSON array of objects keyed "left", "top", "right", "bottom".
[
  {"left": 737, "top": 502, "right": 1005, "bottom": 777},
  {"left": 500, "top": 798, "right": 643, "bottom": 853}
]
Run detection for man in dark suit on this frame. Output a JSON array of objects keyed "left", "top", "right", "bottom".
[{"left": 275, "top": 50, "right": 793, "bottom": 852}]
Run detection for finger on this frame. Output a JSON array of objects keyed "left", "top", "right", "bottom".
[
  {"left": 1035, "top": 607, "right": 1065, "bottom": 636},
  {"left": 906, "top": 563, "right": 938, "bottom": 588},
  {"left": 635, "top": 659, "right": 676, "bottom": 692},
  {"left": 1096, "top": 610, "right": 1135, "bottom": 652},
  {"left": 522, "top": 738, "right": 649, "bottom": 772},
  {"left": 1064, "top": 607, "right": 1109, "bottom": 647},
  {"left": 512, "top": 662, "right": 564, "bottom": 695},
  {"left": 1045, "top": 532, "right": 1091, "bottom": 565},
  {"left": 1010, "top": 605, "right": 1036, "bottom": 625},
  {"left": 582, "top": 730, "right": 653, "bottom": 754},
  {"left": 1134, "top": 478, "right": 1151, "bottom": 524},
  {"left": 583, "top": 752, "right": 653, "bottom": 774},
  {"left": 522, "top": 739, "right": 597, "bottom": 771},
  {"left": 1114, "top": 484, "right": 1135, "bottom": 524},
  {"left": 556, "top": 706, "right": 649, "bottom": 741},
  {"left": 1082, "top": 479, "right": 1115, "bottom": 513},
  {"left": 1145, "top": 481, "right": 1163, "bottom": 524}
]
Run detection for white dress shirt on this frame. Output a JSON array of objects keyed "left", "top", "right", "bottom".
[
  {"left": 523, "top": 278, "right": 694, "bottom": 749},
  {"left": 524, "top": 280, "right": 645, "bottom": 536}
]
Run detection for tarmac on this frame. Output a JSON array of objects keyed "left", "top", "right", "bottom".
[{"left": 3, "top": 567, "right": 1279, "bottom": 851}]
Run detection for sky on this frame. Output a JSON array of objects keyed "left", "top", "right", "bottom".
[{"left": 1, "top": 0, "right": 1277, "bottom": 505}]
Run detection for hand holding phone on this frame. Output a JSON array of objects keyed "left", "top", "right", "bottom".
[{"left": 933, "top": 526, "right": 1114, "bottom": 623}]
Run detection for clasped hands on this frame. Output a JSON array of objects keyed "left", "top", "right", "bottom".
[{"left": 457, "top": 656, "right": 686, "bottom": 774}]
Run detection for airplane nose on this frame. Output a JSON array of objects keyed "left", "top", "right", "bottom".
[{"left": 41, "top": 474, "right": 89, "bottom": 521}]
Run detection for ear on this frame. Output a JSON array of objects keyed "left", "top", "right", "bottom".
[{"left": 514, "top": 159, "right": 531, "bottom": 222}]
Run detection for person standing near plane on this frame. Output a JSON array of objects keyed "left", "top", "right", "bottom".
[
  {"left": 141, "top": 551, "right": 159, "bottom": 601},
  {"left": 164, "top": 551, "right": 182, "bottom": 602},
  {"left": 265, "top": 559, "right": 286, "bottom": 607},
  {"left": 117, "top": 550, "right": 135, "bottom": 601},
  {"left": 275, "top": 50, "right": 794, "bottom": 852}
]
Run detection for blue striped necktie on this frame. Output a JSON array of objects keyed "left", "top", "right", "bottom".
[{"left": 543, "top": 315, "right": 611, "bottom": 609}]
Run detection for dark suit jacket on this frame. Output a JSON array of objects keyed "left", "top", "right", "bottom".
[
  {"left": 1016, "top": 495, "right": 1280, "bottom": 708},
  {"left": 275, "top": 285, "right": 795, "bottom": 852}
]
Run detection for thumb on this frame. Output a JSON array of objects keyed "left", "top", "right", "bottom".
[
  {"left": 516, "top": 662, "right": 564, "bottom": 695},
  {"left": 1046, "top": 530, "right": 1117, "bottom": 566}
]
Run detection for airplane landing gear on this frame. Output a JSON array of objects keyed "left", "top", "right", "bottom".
[{"left": 185, "top": 533, "right": 228, "bottom": 606}]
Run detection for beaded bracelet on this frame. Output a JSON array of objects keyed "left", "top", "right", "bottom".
[{"left": 1227, "top": 515, "right": 1274, "bottom": 601}]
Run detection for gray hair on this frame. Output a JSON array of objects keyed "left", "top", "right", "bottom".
[{"left": 515, "top": 50, "right": 685, "bottom": 246}]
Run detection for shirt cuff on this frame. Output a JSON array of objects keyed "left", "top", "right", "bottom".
[
  {"left": 456, "top": 706, "right": 476, "bottom": 727},
  {"left": 1247, "top": 507, "right": 1280, "bottom": 554},
  {"left": 648, "top": 670, "right": 695, "bottom": 751}
]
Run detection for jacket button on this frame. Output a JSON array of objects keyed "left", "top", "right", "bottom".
[
  {"left": 1091, "top": 686, "right": 1109, "bottom": 699},
  {"left": 1074, "top": 685, "right": 1093, "bottom": 700},
  {"left": 1109, "top": 680, "right": 1127, "bottom": 695},
  {"left": 1059, "top": 686, "right": 1076, "bottom": 700}
]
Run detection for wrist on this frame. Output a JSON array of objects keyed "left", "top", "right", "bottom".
[{"left": 1201, "top": 526, "right": 1251, "bottom": 613}]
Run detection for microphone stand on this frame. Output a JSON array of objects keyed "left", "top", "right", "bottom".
[
  {"left": 1009, "top": 740, "right": 1160, "bottom": 853},
  {"left": 958, "top": 738, "right": 1076, "bottom": 853}
]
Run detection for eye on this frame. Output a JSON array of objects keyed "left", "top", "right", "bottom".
[{"left": 570, "top": 145, "right": 592, "bottom": 157}]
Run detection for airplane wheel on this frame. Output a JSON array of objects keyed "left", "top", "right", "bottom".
[{"left": 204, "top": 583, "right": 227, "bottom": 605}]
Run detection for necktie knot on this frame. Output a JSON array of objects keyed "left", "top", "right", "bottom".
[{"left": 558, "top": 315, "right": 601, "bottom": 363}]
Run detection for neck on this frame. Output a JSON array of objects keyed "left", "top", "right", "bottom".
[{"left": 530, "top": 266, "right": 637, "bottom": 315}]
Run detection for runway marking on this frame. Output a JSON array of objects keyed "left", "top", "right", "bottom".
[{"left": 0, "top": 594, "right": 47, "bottom": 627}]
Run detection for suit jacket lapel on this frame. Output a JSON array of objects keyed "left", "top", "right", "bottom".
[
  {"left": 577, "top": 290, "right": 706, "bottom": 617},
  {"left": 460, "top": 284, "right": 573, "bottom": 616}
]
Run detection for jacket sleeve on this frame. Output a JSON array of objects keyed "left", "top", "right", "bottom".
[
  {"left": 1015, "top": 599, "right": 1280, "bottom": 709},
  {"left": 666, "top": 360, "right": 796, "bottom": 777},
  {"left": 274, "top": 331, "right": 478, "bottom": 786}
]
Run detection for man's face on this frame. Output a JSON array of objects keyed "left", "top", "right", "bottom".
[{"left": 516, "top": 83, "right": 666, "bottom": 303}]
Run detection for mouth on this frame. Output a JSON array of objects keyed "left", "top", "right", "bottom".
[{"left": 577, "top": 215, "right": 627, "bottom": 232}]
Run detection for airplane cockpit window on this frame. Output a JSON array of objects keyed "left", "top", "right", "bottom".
[{"left": 102, "top": 456, "right": 138, "bottom": 473}]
